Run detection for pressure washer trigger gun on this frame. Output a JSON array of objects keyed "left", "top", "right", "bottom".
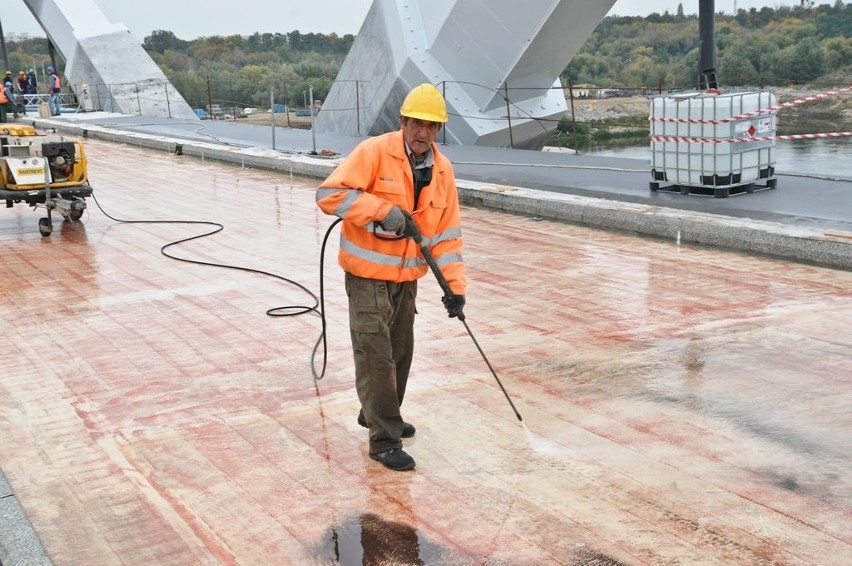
[
  {"left": 371, "top": 223, "right": 401, "bottom": 238},
  {"left": 400, "top": 211, "right": 422, "bottom": 242},
  {"left": 371, "top": 210, "right": 415, "bottom": 240}
]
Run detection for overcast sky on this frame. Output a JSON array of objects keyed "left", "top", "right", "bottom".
[{"left": 3, "top": 1, "right": 805, "bottom": 41}]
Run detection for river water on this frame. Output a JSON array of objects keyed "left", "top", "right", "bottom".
[{"left": 585, "top": 137, "right": 852, "bottom": 179}]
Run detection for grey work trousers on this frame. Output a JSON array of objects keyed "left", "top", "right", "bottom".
[{"left": 345, "top": 272, "right": 417, "bottom": 454}]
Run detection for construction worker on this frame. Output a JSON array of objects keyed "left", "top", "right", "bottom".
[
  {"left": 2, "top": 71, "right": 15, "bottom": 118},
  {"left": 26, "top": 69, "right": 38, "bottom": 94},
  {"left": 316, "top": 83, "right": 466, "bottom": 471},
  {"left": 15, "top": 71, "right": 28, "bottom": 115},
  {"left": 47, "top": 66, "right": 62, "bottom": 116},
  {"left": 1, "top": 75, "right": 17, "bottom": 120},
  {"left": 0, "top": 79, "right": 11, "bottom": 122},
  {"left": 16, "top": 71, "right": 27, "bottom": 94}
]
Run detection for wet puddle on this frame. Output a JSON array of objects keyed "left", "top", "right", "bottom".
[
  {"left": 314, "top": 512, "right": 630, "bottom": 565},
  {"left": 315, "top": 513, "right": 452, "bottom": 564}
]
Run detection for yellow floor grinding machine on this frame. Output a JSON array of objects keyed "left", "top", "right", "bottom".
[{"left": 0, "top": 124, "right": 93, "bottom": 236}]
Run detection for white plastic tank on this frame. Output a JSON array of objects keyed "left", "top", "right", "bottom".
[{"left": 650, "top": 91, "right": 777, "bottom": 196}]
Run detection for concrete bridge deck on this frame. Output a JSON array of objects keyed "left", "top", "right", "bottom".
[{"left": 1, "top": 130, "right": 851, "bottom": 564}]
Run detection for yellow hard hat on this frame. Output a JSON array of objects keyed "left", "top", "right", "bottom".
[{"left": 400, "top": 83, "right": 447, "bottom": 123}]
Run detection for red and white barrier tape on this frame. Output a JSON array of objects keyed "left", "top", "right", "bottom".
[
  {"left": 649, "top": 86, "right": 852, "bottom": 125},
  {"left": 650, "top": 131, "right": 852, "bottom": 143}
]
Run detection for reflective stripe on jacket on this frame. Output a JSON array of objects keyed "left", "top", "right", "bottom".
[{"left": 316, "top": 130, "right": 466, "bottom": 295}]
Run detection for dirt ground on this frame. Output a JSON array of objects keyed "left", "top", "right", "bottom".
[
  {"left": 241, "top": 111, "right": 314, "bottom": 128},
  {"left": 569, "top": 95, "right": 651, "bottom": 123}
]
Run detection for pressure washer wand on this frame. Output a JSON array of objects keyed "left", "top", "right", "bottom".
[{"left": 407, "top": 217, "right": 522, "bottom": 422}]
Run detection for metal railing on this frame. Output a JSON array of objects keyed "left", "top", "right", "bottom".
[
  {"left": 19, "top": 92, "right": 76, "bottom": 113},
  {"left": 18, "top": 79, "right": 188, "bottom": 118},
  {"left": 15, "top": 76, "right": 848, "bottom": 153}
]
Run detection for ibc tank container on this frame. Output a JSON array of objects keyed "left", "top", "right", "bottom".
[{"left": 650, "top": 91, "right": 777, "bottom": 196}]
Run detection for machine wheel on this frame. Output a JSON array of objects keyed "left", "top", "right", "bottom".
[
  {"left": 649, "top": 182, "right": 660, "bottom": 191},
  {"left": 66, "top": 199, "right": 86, "bottom": 222},
  {"left": 38, "top": 217, "right": 52, "bottom": 237},
  {"left": 767, "top": 178, "right": 778, "bottom": 188}
]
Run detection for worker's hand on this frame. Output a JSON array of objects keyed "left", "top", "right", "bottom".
[
  {"left": 442, "top": 294, "right": 465, "bottom": 319},
  {"left": 401, "top": 211, "right": 420, "bottom": 239},
  {"left": 380, "top": 206, "right": 405, "bottom": 233}
]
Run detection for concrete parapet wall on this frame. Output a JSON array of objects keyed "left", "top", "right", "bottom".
[{"left": 460, "top": 181, "right": 852, "bottom": 270}]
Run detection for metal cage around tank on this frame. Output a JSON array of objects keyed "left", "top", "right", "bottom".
[{"left": 650, "top": 91, "right": 778, "bottom": 198}]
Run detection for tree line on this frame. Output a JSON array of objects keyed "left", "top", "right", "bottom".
[
  {"left": 3, "top": 29, "right": 353, "bottom": 112},
  {"left": 140, "top": 30, "right": 353, "bottom": 111},
  {"left": 565, "top": 1, "right": 851, "bottom": 90},
  {"left": 3, "top": 2, "right": 849, "bottom": 113}
]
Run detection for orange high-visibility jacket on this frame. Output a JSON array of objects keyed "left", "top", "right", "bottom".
[{"left": 316, "top": 130, "right": 466, "bottom": 295}]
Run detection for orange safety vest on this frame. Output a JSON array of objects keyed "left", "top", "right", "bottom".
[
  {"left": 50, "top": 73, "right": 61, "bottom": 91},
  {"left": 317, "top": 130, "right": 466, "bottom": 295},
  {"left": 0, "top": 87, "right": 8, "bottom": 104}
]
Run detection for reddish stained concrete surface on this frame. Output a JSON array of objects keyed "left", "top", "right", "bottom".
[{"left": 1, "top": 139, "right": 851, "bottom": 565}]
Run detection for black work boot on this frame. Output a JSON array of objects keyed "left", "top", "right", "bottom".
[
  {"left": 370, "top": 448, "right": 415, "bottom": 471},
  {"left": 357, "top": 411, "right": 416, "bottom": 438}
]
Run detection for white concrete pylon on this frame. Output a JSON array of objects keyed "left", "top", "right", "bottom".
[
  {"left": 21, "top": 0, "right": 196, "bottom": 119},
  {"left": 316, "top": 0, "right": 616, "bottom": 149}
]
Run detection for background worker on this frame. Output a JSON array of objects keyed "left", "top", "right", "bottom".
[
  {"left": 26, "top": 68, "right": 38, "bottom": 95},
  {"left": 47, "top": 66, "right": 61, "bottom": 116},
  {"left": 15, "top": 71, "right": 28, "bottom": 115},
  {"left": 3, "top": 70, "right": 15, "bottom": 118},
  {"left": 0, "top": 78, "right": 11, "bottom": 122},
  {"left": 1, "top": 75, "right": 17, "bottom": 120},
  {"left": 16, "top": 71, "right": 27, "bottom": 94},
  {"left": 316, "top": 83, "right": 466, "bottom": 472}
]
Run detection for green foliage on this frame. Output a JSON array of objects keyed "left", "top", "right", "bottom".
[
  {"left": 822, "top": 36, "right": 852, "bottom": 69},
  {"left": 554, "top": 116, "right": 647, "bottom": 148},
  {"left": 563, "top": 2, "right": 851, "bottom": 89},
  {"left": 3, "top": 37, "right": 54, "bottom": 80},
  {"left": 770, "top": 37, "right": 826, "bottom": 81},
  {"left": 590, "top": 127, "right": 649, "bottom": 141},
  {"left": 557, "top": 117, "right": 590, "bottom": 137},
  {"left": 143, "top": 30, "right": 189, "bottom": 53},
  {"left": 134, "top": 29, "right": 355, "bottom": 110}
]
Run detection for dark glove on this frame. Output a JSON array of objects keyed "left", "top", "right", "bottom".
[
  {"left": 442, "top": 294, "right": 465, "bottom": 319},
  {"left": 380, "top": 206, "right": 405, "bottom": 233},
  {"left": 401, "top": 211, "right": 421, "bottom": 239}
]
